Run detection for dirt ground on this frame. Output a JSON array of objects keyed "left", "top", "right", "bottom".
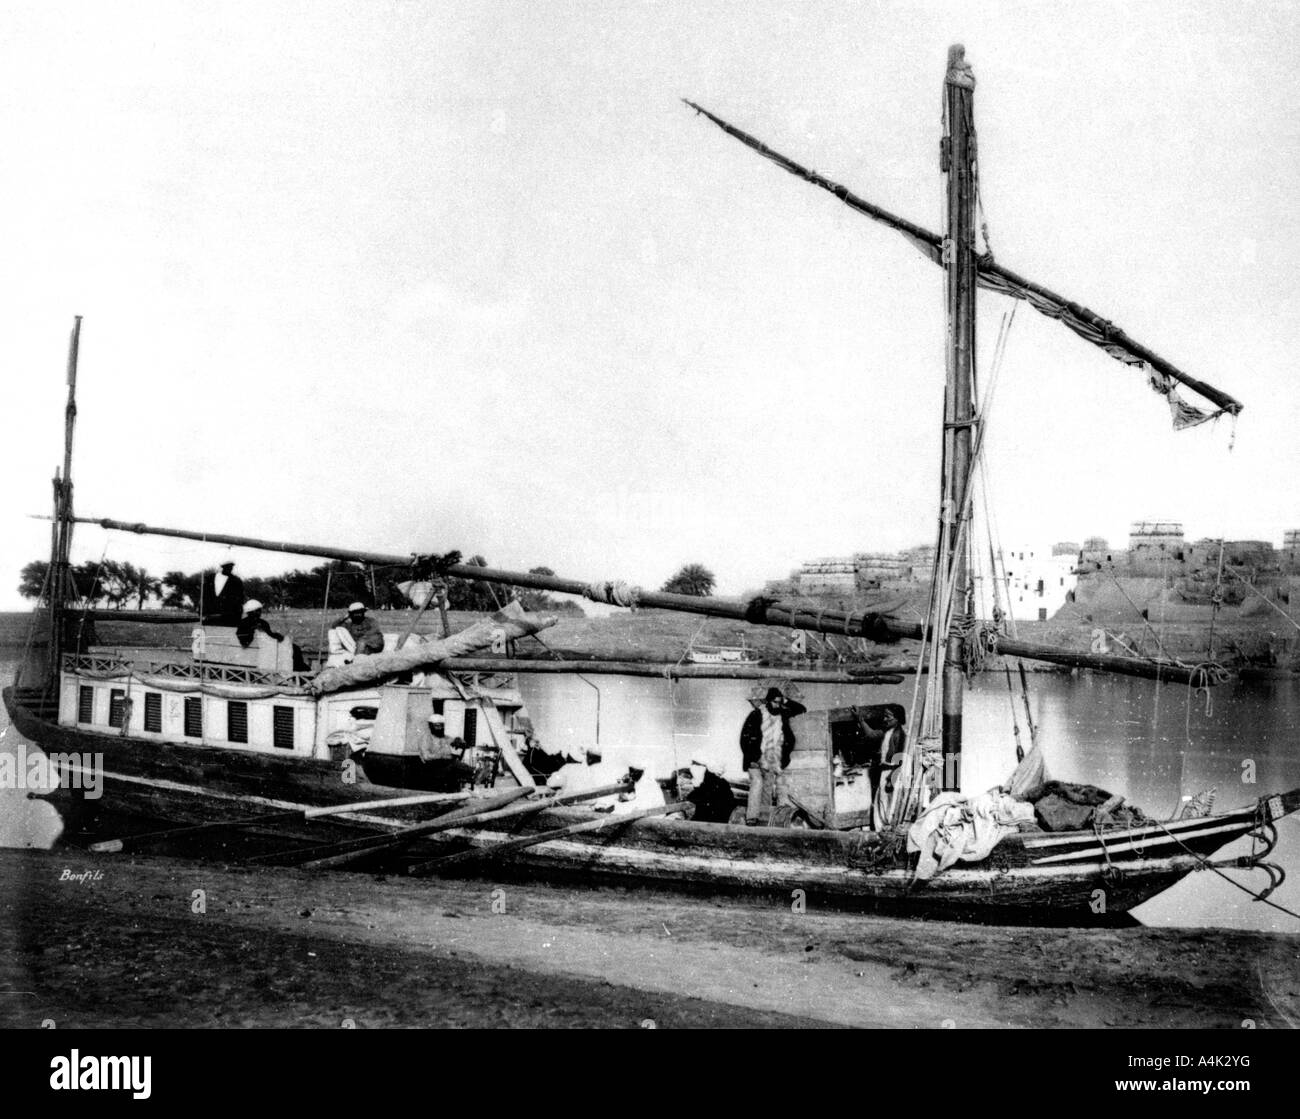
[{"left": 2, "top": 848, "right": 1296, "bottom": 1029}]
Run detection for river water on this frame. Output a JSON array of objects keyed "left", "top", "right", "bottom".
[{"left": 4, "top": 656, "right": 1299, "bottom": 930}]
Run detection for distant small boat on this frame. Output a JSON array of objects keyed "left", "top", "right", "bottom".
[{"left": 687, "top": 639, "right": 761, "bottom": 665}]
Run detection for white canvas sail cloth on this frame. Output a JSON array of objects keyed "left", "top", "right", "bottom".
[
  {"left": 307, "top": 603, "right": 556, "bottom": 695},
  {"left": 905, "top": 745, "right": 1045, "bottom": 880},
  {"left": 907, "top": 790, "right": 1036, "bottom": 881},
  {"left": 546, "top": 760, "right": 662, "bottom": 815}
]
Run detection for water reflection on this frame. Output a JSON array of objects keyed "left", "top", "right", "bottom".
[
  {"left": 517, "top": 671, "right": 1300, "bottom": 813},
  {"left": 0, "top": 663, "right": 65, "bottom": 850},
  {"left": 517, "top": 670, "right": 1300, "bottom": 932}
]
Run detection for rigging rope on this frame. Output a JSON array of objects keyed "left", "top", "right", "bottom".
[
  {"left": 316, "top": 566, "right": 333, "bottom": 660},
  {"left": 527, "top": 630, "right": 602, "bottom": 747},
  {"left": 16, "top": 563, "right": 53, "bottom": 689},
  {"left": 1146, "top": 815, "right": 1300, "bottom": 923},
  {"left": 1220, "top": 566, "right": 1300, "bottom": 634},
  {"left": 1102, "top": 563, "right": 1178, "bottom": 663}
]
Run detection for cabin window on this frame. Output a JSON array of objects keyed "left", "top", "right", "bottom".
[
  {"left": 144, "top": 692, "right": 162, "bottom": 733},
  {"left": 463, "top": 708, "right": 477, "bottom": 751},
  {"left": 77, "top": 685, "right": 94, "bottom": 724},
  {"left": 272, "top": 706, "right": 294, "bottom": 750},
  {"left": 184, "top": 696, "right": 203, "bottom": 739},
  {"left": 1038, "top": 608, "right": 1048, "bottom": 621},
  {"left": 108, "top": 689, "right": 127, "bottom": 729},
  {"left": 227, "top": 701, "right": 249, "bottom": 744},
  {"left": 1036, "top": 579, "right": 1044, "bottom": 595}
]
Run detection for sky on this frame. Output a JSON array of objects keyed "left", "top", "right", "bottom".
[{"left": 1, "top": 0, "right": 1297, "bottom": 610}]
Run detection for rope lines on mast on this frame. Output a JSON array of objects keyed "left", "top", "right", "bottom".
[{"left": 15, "top": 563, "right": 53, "bottom": 689}]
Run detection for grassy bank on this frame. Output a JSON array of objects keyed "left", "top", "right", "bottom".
[{"left": 0, "top": 605, "right": 1288, "bottom": 671}]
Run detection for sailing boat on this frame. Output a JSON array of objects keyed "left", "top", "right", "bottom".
[{"left": 5, "top": 46, "right": 1296, "bottom": 924}]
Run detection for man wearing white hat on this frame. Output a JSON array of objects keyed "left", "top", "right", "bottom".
[
  {"left": 674, "top": 761, "right": 736, "bottom": 824},
  {"left": 235, "top": 600, "right": 277, "bottom": 644},
  {"left": 328, "top": 601, "right": 385, "bottom": 666},
  {"left": 238, "top": 600, "right": 308, "bottom": 671}
]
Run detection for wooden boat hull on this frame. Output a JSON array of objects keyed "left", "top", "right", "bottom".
[{"left": 6, "top": 686, "right": 1291, "bottom": 925}]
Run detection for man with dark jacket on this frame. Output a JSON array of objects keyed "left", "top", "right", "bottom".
[
  {"left": 331, "top": 602, "right": 385, "bottom": 658},
  {"left": 200, "top": 561, "right": 244, "bottom": 625},
  {"left": 740, "top": 687, "right": 806, "bottom": 824},
  {"left": 236, "top": 600, "right": 308, "bottom": 672},
  {"left": 675, "top": 763, "right": 737, "bottom": 825}
]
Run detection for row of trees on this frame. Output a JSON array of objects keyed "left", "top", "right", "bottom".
[
  {"left": 19, "top": 559, "right": 166, "bottom": 611},
  {"left": 19, "top": 558, "right": 719, "bottom": 611},
  {"left": 18, "top": 558, "right": 586, "bottom": 615}
]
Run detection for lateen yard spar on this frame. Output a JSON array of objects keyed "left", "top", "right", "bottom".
[{"left": 5, "top": 45, "right": 1296, "bottom": 925}]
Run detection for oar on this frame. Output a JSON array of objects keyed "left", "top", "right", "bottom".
[
  {"left": 87, "top": 790, "right": 476, "bottom": 854},
  {"left": 406, "top": 801, "right": 689, "bottom": 877},
  {"left": 287, "top": 785, "right": 536, "bottom": 870},
  {"left": 292, "top": 781, "right": 633, "bottom": 871}
]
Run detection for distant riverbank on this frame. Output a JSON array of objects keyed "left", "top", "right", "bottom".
[{"left": 0, "top": 604, "right": 1290, "bottom": 673}]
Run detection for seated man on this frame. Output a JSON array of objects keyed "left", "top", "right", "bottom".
[
  {"left": 235, "top": 599, "right": 282, "bottom": 646},
  {"left": 236, "top": 600, "right": 307, "bottom": 672},
  {"left": 328, "top": 601, "right": 385, "bottom": 664},
  {"left": 675, "top": 762, "right": 736, "bottom": 824}
]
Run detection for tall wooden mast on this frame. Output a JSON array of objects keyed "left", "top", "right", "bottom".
[
  {"left": 46, "top": 315, "right": 82, "bottom": 684},
  {"left": 940, "top": 46, "right": 977, "bottom": 789}
]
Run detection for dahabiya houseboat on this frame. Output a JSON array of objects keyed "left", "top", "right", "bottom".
[{"left": 5, "top": 45, "right": 1296, "bottom": 925}]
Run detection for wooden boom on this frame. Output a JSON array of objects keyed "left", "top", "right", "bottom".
[{"left": 66, "top": 515, "right": 1219, "bottom": 685}]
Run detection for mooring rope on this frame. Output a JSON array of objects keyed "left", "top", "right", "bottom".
[
  {"left": 1145, "top": 815, "right": 1300, "bottom": 922},
  {"left": 583, "top": 580, "right": 642, "bottom": 608}
]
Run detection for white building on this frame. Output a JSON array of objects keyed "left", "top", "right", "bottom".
[{"left": 994, "top": 548, "right": 1078, "bottom": 622}]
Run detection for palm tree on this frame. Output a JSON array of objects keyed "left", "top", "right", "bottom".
[
  {"left": 662, "top": 563, "right": 716, "bottom": 597},
  {"left": 117, "top": 562, "right": 162, "bottom": 609}
]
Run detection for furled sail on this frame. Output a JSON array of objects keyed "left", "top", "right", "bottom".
[
  {"left": 307, "top": 602, "right": 556, "bottom": 695},
  {"left": 683, "top": 100, "right": 1242, "bottom": 426}
]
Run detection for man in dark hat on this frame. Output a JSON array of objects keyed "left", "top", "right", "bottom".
[
  {"left": 200, "top": 560, "right": 245, "bottom": 626},
  {"left": 739, "top": 686, "right": 806, "bottom": 824}
]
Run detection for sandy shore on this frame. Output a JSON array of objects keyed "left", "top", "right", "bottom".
[{"left": 2, "top": 848, "right": 1297, "bottom": 1029}]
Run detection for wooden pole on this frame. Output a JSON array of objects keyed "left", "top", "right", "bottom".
[
  {"left": 407, "top": 801, "right": 689, "bottom": 876},
  {"left": 395, "top": 581, "right": 438, "bottom": 650},
  {"left": 60, "top": 515, "right": 1216, "bottom": 684},
  {"left": 941, "top": 46, "right": 977, "bottom": 791},
  {"left": 437, "top": 585, "right": 451, "bottom": 638},
  {"left": 47, "top": 317, "right": 83, "bottom": 685},
  {"left": 682, "top": 100, "right": 1243, "bottom": 418},
  {"left": 288, "top": 781, "right": 632, "bottom": 870},
  {"left": 66, "top": 515, "right": 911, "bottom": 638},
  {"left": 87, "top": 789, "right": 475, "bottom": 854},
  {"left": 437, "top": 657, "right": 907, "bottom": 684}
]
